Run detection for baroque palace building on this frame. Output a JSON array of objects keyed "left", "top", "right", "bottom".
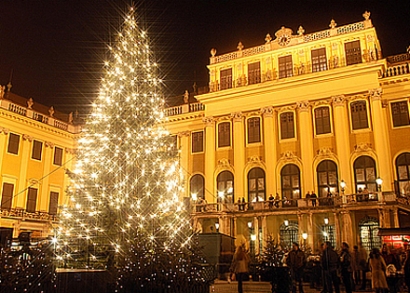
[
  {"left": 163, "top": 12, "right": 410, "bottom": 254},
  {"left": 0, "top": 85, "right": 80, "bottom": 247}
]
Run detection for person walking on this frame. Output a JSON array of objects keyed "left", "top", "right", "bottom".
[
  {"left": 351, "top": 245, "right": 360, "bottom": 289},
  {"left": 321, "top": 241, "right": 340, "bottom": 293},
  {"left": 368, "top": 248, "right": 388, "bottom": 293},
  {"left": 287, "top": 242, "right": 306, "bottom": 293},
  {"left": 340, "top": 242, "right": 353, "bottom": 293},
  {"left": 357, "top": 243, "right": 369, "bottom": 290},
  {"left": 231, "top": 245, "right": 250, "bottom": 293}
]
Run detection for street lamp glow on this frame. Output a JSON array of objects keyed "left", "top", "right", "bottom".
[
  {"left": 340, "top": 180, "right": 346, "bottom": 191},
  {"left": 284, "top": 219, "right": 289, "bottom": 226},
  {"left": 251, "top": 234, "right": 257, "bottom": 241},
  {"left": 302, "top": 232, "right": 308, "bottom": 240},
  {"left": 247, "top": 221, "right": 252, "bottom": 228},
  {"left": 218, "top": 191, "right": 224, "bottom": 198},
  {"left": 215, "top": 222, "right": 220, "bottom": 231},
  {"left": 191, "top": 193, "right": 197, "bottom": 201},
  {"left": 324, "top": 217, "right": 329, "bottom": 225}
]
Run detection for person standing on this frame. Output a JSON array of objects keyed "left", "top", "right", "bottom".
[
  {"left": 368, "top": 248, "right": 388, "bottom": 293},
  {"left": 340, "top": 242, "right": 353, "bottom": 293},
  {"left": 357, "top": 243, "right": 369, "bottom": 290},
  {"left": 321, "top": 241, "right": 340, "bottom": 293},
  {"left": 231, "top": 245, "right": 250, "bottom": 293},
  {"left": 311, "top": 191, "right": 317, "bottom": 207},
  {"left": 403, "top": 249, "right": 410, "bottom": 291},
  {"left": 287, "top": 242, "right": 306, "bottom": 293},
  {"left": 268, "top": 194, "right": 274, "bottom": 209},
  {"left": 351, "top": 245, "right": 360, "bottom": 289}
]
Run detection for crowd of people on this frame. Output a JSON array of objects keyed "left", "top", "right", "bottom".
[{"left": 229, "top": 241, "right": 410, "bottom": 293}]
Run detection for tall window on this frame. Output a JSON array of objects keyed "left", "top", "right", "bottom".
[
  {"left": 54, "top": 147, "right": 63, "bottom": 165},
  {"left": 280, "top": 112, "right": 295, "bottom": 139},
  {"left": 391, "top": 101, "right": 410, "bottom": 127},
  {"left": 359, "top": 216, "right": 381, "bottom": 252},
  {"left": 354, "top": 156, "right": 377, "bottom": 192},
  {"left": 248, "top": 168, "right": 265, "bottom": 202},
  {"left": 7, "top": 133, "right": 20, "bottom": 155},
  {"left": 248, "top": 62, "right": 261, "bottom": 85},
  {"left": 190, "top": 174, "right": 205, "bottom": 200},
  {"left": 192, "top": 131, "right": 204, "bottom": 153},
  {"left": 26, "top": 187, "right": 38, "bottom": 213},
  {"left": 49, "top": 191, "right": 59, "bottom": 215},
  {"left": 317, "top": 160, "right": 338, "bottom": 197},
  {"left": 218, "top": 122, "right": 231, "bottom": 147},
  {"left": 281, "top": 164, "right": 300, "bottom": 206},
  {"left": 315, "top": 107, "right": 331, "bottom": 135},
  {"left": 32, "top": 140, "right": 43, "bottom": 160},
  {"left": 396, "top": 152, "right": 410, "bottom": 197},
  {"left": 247, "top": 117, "right": 261, "bottom": 143},
  {"left": 345, "top": 40, "right": 362, "bottom": 65},
  {"left": 279, "top": 221, "right": 298, "bottom": 249},
  {"left": 278, "top": 55, "right": 293, "bottom": 78},
  {"left": 217, "top": 171, "right": 234, "bottom": 203},
  {"left": 311, "top": 48, "right": 327, "bottom": 72},
  {"left": 1, "top": 183, "right": 14, "bottom": 210},
  {"left": 220, "top": 68, "right": 232, "bottom": 90},
  {"left": 351, "top": 101, "right": 369, "bottom": 130}
]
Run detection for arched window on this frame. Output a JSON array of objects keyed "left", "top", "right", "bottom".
[
  {"left": 248, "top": 168, "right": 265, "bottom": 202},
  {"left": 217, "top": 171, "right": 234, "bottom": 203},
  {"left": 190, "top": 174, "right": 204, "bottom": 200},
  {"left": 317, "top": 160, "right": 338, "bottom": 197},
  {"left": 396, "top": 152, "right": 410, "bottom": 197},
  {"left": 354, "top": 156, "right": 377, "bottom": 193},
  {"left": 359, "top": 216, "right": 381, "bottom": 252},
  {"left": 279, "top": 221, "right": 298, "bottom": 249},
  {"left": 281, "top": 164, "right": 300, "bottom": 206}
]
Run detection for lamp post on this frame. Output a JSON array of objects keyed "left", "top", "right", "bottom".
[
  {"left": 376, "top": 177, "right": 383, "bottom": 201},
  {"left": 302, "top": 232, "right": 308, "bottom": 250},
  {"left": 248, "top": 221, "right": 255, "bottom": 260},
  {"left": 215, "top": 222, "right": 220, "bottom": 233},
  {"left": 340, "top": 180, "right": 347, "bottom": 203}
]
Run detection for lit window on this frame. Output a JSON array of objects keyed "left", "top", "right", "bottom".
[
  {"left": 279, "top": 55, "right": 293, "bottom": 78},
  {"left": 396, "top": 152, "right": 410, "bottom": 197},
  {"left": 281, "top": 164, "right": 300, "bottom": 207},
  {"left": 311, "top": 48, "right": 327, "bottom": 72},
  {"left": 248, "top": 168, "right": 265, "bottom": 202},
  {"left": 345, "top": 40, "right": 362, "bottom": 65}
]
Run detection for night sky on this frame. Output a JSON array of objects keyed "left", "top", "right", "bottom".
[{"left": 0, "top": 0, "right": 409, "bottom": 115}]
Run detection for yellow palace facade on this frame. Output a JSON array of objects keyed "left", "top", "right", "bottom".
[
  {"left": 163, "top": 12, "right": 410, "bottom": 253},
  {"left": 0, "top": 88, "right": 80, "bottom": 246}
]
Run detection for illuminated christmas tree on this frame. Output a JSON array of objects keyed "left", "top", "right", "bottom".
[{"left": 56, "top": 8, "right": 209, "bottom": 292}]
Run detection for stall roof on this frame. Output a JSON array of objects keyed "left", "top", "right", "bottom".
[{"left": 378, "top": 228, "right": 410, "bottom": 236}]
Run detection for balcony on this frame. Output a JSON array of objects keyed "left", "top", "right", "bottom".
[
  {"left": 191, "top": 192, "right": 406, "bottom": 215},
  {"left": 0, "top": 98, "right": 81, "bottom": 134},
  {"left": 0, "top": 207, "right": 58, "bottom": 222},
  {"left": 164, "top": 102, "right": 205, "bottom": 117}
]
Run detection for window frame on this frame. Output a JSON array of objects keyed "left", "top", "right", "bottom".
[
  {"left": 345, "top": 40, "right": 362, "bottom": 66},
  {"left": 191, "top": 131, "right": 204, "bottom": 154},
  {"left": 49, "top": 191, "right": 59, "bottom": 215},
  {"left": 390, "top": 100, "right": 410, "bottom": 128},
  {"left": 247, "top": 117, "right": 261, "bottom": 144},
  {"left": 248, "top": 61, "right": 261, "bottom": 85},
  {"left": 7, "top": 133, "right": 20, "bottom": 155},
  {"left": 350, "top": 100, "right": 370, "bottom": 131},
  {"left": 217, "top": 171, "right": 234, "bottom": 203},
  {"left": 53, "top": 146, "right": 64, "bottom": 166},
  {"left": 280, "top": 164, "right": 301, "bottom": 206},
  {"left": 353, "top": 156, "right": 377, "bottom": 193},
  {"left": 279, "top": 112, "right": 295, "bottom": 140},
  {"left": 311, "top": 47, "right": 328, "bottom": 72},
  {"left": 31, "top": 140, "right": 43, "bottom": 161},
  {"left": 316, "top": 160, "right": 339, "bottom": 198},
  {"left": 220, "top": 68, "right": 233, "bottom": 90},
  {"left": 26, "top": 187, "right": 38, "bottom": 213},
  {"left": 314, "top": 106, "right": 332, "bottom": 135},
  {"left": 278, "top": 55, "right": 293, "bottom": 78},
  {"left": 395, "top": 152, "right": 410, "bottom": 197},
  {"left": 217, "top": 122, "right": 231, "bottom": 148},
  {"left": 1, "top": 182, "right": 14, "bottom": 210},
  {"left": 247, "top": 167, "right": 266, "bottom": 202}
]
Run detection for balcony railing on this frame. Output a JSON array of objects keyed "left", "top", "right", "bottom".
[
  {"left": 165, "top": 102, "right": 205, "bottom": 117},
  {"left": 191, "top": 192, "right": 403, "bottom": 214},
  {"left": 0, "top": 207, "right": 58, "bottom": 221},
  {"left": 0, "top": 98, "right": 80, "bottom": 133}
]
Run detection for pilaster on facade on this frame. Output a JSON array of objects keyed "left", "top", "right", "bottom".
[
  {"left": 203, "top": 116, "right": 216, "bottom": 203},
  {"left": 0, "top": 129, "right": 8, "bottom": 175},
  {"left": 178, "top": 131, "right": 190, "bottom": 198},
  {"left": 333, "top": 212, "right": 340, "bottom": 247},
  {"left": 340, "top": 210, "right": 353, "bottom": 246},
  {"left": 16, "top": 135, "right": 31, "bottom": 209},
  {"left": 297, "top": 101, "right": 314, "bottom": 194},
  {"left": 369, "top": 88, "right": 393, "bottom": 191},
  {"left": 261, "top": 107, "right": 277, "bottom": 195},
  {"left": 40, "top": 142, "right": 54, "bottom": 211},
  {"left": 332, "top": 95, "right": 352, "bottom": 192},
  {"left": 231, "top": 112, "right": 245, "bottom": 201}
]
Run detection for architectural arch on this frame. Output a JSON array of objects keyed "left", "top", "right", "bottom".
[
  {"left": 247, "top": 167, "right": 266, "bottom": 202},
  {"left": 395, "top": 152, "right": 410, "bottom": 197},
  {"left": 216, "top": 170, "right": 234, "bottom": 203}
]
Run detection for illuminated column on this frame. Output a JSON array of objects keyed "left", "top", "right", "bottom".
[
  {"left": 333, "top": 213, "right": 340, "bottom": 247},
  {"left": 340, "top": 210, "right": 353, "bottom": 247},
  {"left": 332, "top": 96, "right": 353, "bottom": 193},
  {"left": 369, "top": 89, "right": 393, "bottom": 191},
  {"left": 203, "top": 116, "right": 216, "bottom": 203},
  {"left": 231, "top": 112, "right": 245, "bottom": 201},
  {"left": 307, "top": 212, "right": 314, "bottom": 248},
  {"left": 16, "top": 134, "right": 32, "bottom": 208},
  {"left": 232, "top": 217, "right": 237, "bottom": 239},
  {"left": 297, "top": 101, "right": 314, "bottom": 193},
  {"left": 261, "top": 216, "right": 267, "bottom": 251},
  {"left": 254, "top": 217, "right": 260, "bottom": 256},
  {"left": 39, "top": 141, "right": 53, "bottom": 211},
  {"left": 393, "top": 208, "right": 399, "bottom": 228},
  {"left": 261, "top": 106, "right": 277, "bottom": 194},
  {"left": 178, "top": 131, "right": 190, "bottom": 199},
  {"left": 378, "top": 209, "right": 386, "bottom": 228}
]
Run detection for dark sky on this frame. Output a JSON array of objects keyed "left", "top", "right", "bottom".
[{"left": 0, "top": 0, "right": 409, "bottom": 114}]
